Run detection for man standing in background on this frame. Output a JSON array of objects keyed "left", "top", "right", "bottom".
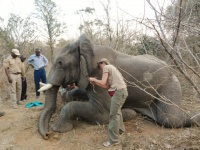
[
  {"left": 27, "top": 48, "right": 48, "bottom": 98},
  {"left": 3, "top": 49, "right": 25, "bottom": 109}
]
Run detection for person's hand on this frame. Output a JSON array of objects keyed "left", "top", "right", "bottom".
[
  {"left": 67, "top": 83, "right": 76, "bottom": 90},
  {"left": 88, "top": 77, "right": 93, "bottom": 82},
  {"left": 88, "top": 77, "right": 96, "bottom": 84},
  {"left": 30, "top": 64, "right": 34, "bottom": 68},
  {"left": 39, "top": 66, "right": 44, "bottom": 70},
  {"left": 22, "top": 77, "right": 26, "bottom": 81},
  {"left": 8, "top": 77, "right": 12, "bottom": 83}
]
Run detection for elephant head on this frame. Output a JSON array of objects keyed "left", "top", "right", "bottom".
[{"left": 38, "top": 35, "right": 94, "bottom": 139}]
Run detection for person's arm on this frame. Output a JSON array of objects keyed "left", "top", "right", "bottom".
[
  {"left": 3, "top": 58, "right": 12, "bottom": 83},
  {"left": 27, "top": 55, "right": 34, "bottom": 68},
  {"left": 21, "top": 62, "right": 26, "bottom": 80},
  {"left": 89, "top": 72, "right": 110, "bottom": 89},
  {"left": 5, "top": 68, "right": 12, "bottom": 83}
]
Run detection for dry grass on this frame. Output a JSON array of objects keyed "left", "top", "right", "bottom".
[{"left": 1, "top": 65, "right": 200, "bottom": 150}]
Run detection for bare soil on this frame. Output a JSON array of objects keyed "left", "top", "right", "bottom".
[
  {"left": 1, "top": 69, "right": 200, "bottom": 150},
  {"left": 1, "top": 92, "right": 200, "bottom": 150}
]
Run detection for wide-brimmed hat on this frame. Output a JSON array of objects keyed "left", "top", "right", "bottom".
[
  {"left": 97, "top": 58, "right": 110, "bottom": 65},
  {"left": 12, "top": 49, "right": 20, "bottom": 56}
]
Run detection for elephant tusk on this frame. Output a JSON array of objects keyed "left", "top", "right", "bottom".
[
  {"left": 39, "top": 82, "right": 46, "bottom": 86},
  {"left": 38, "top": 84, "right": 53, "bottom": 92}
]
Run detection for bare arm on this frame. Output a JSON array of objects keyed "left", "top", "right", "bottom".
[
  {"left": 27, "top": 55, "right": 34, "bottom": 68},
  {"left": 89, "top": 73, "right": 110, "bottom": 89},
  {"left": 5, "top": 68, "right": 12, "bottom": 83},
  {"left": 29, "top": 64, "right": 34, "bottom": 68}
]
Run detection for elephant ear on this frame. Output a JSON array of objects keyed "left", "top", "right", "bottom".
[
  {"left": 77, "top": 34, "right": 94, "bottom": 90},
  {"left": 77, "top": 55, "right": 89, "bottom": 89}
]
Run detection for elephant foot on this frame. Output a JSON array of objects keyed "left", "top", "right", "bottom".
[
  {"left": 122, "top": 108, "right": 137, "bottom": 121},
  {"left": 52, "top": 119, "right": 73, "bottom": 133}
]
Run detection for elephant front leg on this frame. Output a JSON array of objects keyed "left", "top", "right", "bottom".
[{"left": 52, "top": 101, "right": 104, "bottom": 132}]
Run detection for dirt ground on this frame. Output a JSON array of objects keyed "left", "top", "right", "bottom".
[
  {"left": 0, "top": 90, "right": 200, "bottom": 150},
  {"left": 1, "top": 67, "right": 200, "bottom": 150}
]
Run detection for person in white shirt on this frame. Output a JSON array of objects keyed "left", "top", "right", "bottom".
[{"left": 27, "top": 48, "right": 48, "bottom": 98}]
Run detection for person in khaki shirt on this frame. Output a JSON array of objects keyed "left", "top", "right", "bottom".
[
  {"left": 3, "top": 49, "right": 26, "bottom": 109},
  {"left": 89, "top": 58, "right": 128, "bottom": 147}
]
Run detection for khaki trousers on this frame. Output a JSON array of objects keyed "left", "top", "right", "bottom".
[
  {"left": 108, "top": 88, "right": 128, "bottom": 144},
  {"left": 9, "top": 74, "right": 22, "bottom": 105}
]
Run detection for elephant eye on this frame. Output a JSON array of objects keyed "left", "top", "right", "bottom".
[
  {"left": 58, "top": 60, "right": 64, "bottom": 70},
  {"left": 58, "top": 60, "right": 62, "bottom": 65}
]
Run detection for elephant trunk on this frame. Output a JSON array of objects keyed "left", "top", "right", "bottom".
[{"left": 38, "top": 86, "right": 59, "bottom": 140}]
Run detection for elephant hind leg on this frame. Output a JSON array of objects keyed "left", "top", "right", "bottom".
[
  {"left": 52, "top": 101, "right": 108, "bottom": 132},
  {"left": 122, "top": 108, "right": 137, "bottom": 121},
  {"left": 153, "top": 75, "right": 192, "bottom": 127}
]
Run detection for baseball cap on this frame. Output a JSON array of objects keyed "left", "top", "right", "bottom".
[{"left": 12, "top": 49, "right": 20, "bottom": 56}]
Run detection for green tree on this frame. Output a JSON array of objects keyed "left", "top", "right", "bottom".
[
  {"left": 135, "top": 35, "right": 165, "bottom": 57},
  {"left": 0, "top": 18, "right": 14, "bottom": 51},
  {"left": 148, "top": 0, "right": 200, "bottom": 95},
  {"left": 0, "top": 14, "right": 36, "bottom": 58},
  {"left": 34, "top": 0, "right": 66, "bottom": 62},
  {"left": 76, "top": 3, "right": 138, "bottom": 54},
  {"left": 6, "top": 14, "right": 37, "bottom": 52},
  {"left": 165, "top": 0, "right": 200, "bottom": 43}
]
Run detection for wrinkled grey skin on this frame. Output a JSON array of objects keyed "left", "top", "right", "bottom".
[
  {"left": 39, "top": 35, "right": 200, "bottom": 140},
  {"left": 60, "top": 87, "right": 89, "bottom": 102}
]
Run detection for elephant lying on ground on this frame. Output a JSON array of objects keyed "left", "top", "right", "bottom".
[
  {"left": 59, "top": 85, "right": 89, "bottom": 102},
  {"left": 38, "top": 34, "right": 200, "bottom": 139}
]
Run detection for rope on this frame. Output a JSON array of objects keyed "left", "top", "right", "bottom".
[{"left": 90, "top": 82, "right": 97, "bottom": 93}]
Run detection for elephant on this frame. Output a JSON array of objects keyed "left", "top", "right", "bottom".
[
  {"left": 38, "top": 34, "right": 200, "bottom": 140},
  {"left": 59, "top": 85, "right": 89, "bottom": 102}
]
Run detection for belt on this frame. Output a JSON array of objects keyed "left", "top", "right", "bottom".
[
  {"left": 11, "top": 72, "right": 21, "bottom": 75},
  {"left": 35, "top": 67, "right": 45, "bottom": 71}
]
